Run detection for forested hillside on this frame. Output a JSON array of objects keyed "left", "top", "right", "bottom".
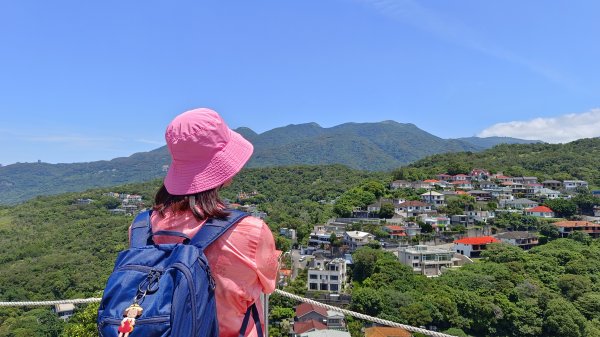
[
  {"left": 348, "top": 241, "right": 600, "bottom": 337},
  {"left": 0, "top": 120, "right": 537, "bottom": 205},
  {"left": 0, "top": 163, "right": 599, "bottom": 336},
  {"left": 406, "top": 138, "right": 600, "bottom": 187},
  {"left": 0, "top": 165, "right": 383, "bottom": 336}
]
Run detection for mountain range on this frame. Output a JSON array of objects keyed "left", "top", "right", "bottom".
[{"left": 0, "top": 121, "right": 538, "bottom": 204}]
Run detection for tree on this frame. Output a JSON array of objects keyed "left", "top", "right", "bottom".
[
  {"left": 569, "top": 231, "right": 592, "bottom": 245},
  {"left": 443, "top": 328, "right": 470, "bottom": 337},
  {"left": 481, "top": 243, "right": 526, "bottom": 263},
  {"left": 350, "top": 287, "right": 382, "bottom": 317},
  {"left": 574, "top": 293, "right": 600, "bottom": 320},
  {"left": 419, "top": 222, "right": 433, "bottom": 234},
  {"left": 539, "top": 223, "right": 560, "bottom": 239},
  {"left": 361, "top": 180, "right": 386, "bottom": 199},
  {"left": 378, "top": 203, "right": 395, "bottom": 219},
  {"left": 544, "top": 199, "right": 577, "bottom": 218},
  {"left": 572, "top": 193, "right": 598, "bottom": 215},
  {"left": 61, "top": 302, "right": 100, "bottom": 337},
  {"left": 269, "top": 307, "right": 295, "bottom": 323},
  {"left": 558, "top": 274, "right": 593, "bottom": 301},
  {"left": 543, "top": 298, "right": 587, "bottom": 337},
  {"left": 351, "top": 247, "right": 386, "bottom": 282},
  {"left": 446, "top": 162, "right": 470, "bottom": 175}
]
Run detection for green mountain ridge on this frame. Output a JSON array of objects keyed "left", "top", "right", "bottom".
[{"left": 0, "top": 121, "right": 539, "bottom": 205}]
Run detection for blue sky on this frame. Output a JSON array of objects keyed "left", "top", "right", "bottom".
[{"left": 1, "top": 0, "right": 599, "bottom": 165}]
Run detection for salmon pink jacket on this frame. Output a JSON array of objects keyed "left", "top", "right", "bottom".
[{"left": 140, "top": 210, "right": 281, "bottom": 337}]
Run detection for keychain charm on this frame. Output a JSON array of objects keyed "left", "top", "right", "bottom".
[{"left": 118, "top": 303, "right": 144, "bottom": 337}]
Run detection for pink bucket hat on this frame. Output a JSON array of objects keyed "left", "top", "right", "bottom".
[{"left": 163, "top": 108, "right": 253, "bottom": 195}]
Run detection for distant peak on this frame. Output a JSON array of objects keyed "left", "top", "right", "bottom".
[{"left": 285, "top": 122, "right": 322, "bottom": 128}]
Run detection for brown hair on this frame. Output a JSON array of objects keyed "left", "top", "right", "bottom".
[{"left": 153, "top": 184, "right": 229, "bottom": 221}]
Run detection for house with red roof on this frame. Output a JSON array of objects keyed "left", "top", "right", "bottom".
[
  {"left": 451, "top": 180, "right": 473, "bottom": 190},
  {"left": 451, "top": 174, "right": 469, "bottom": 181},
  {"left": 294, "top": 303, "right": 346, "bottom": 334},
  {"left": 383, "top": 225, "right": 407, "bottom": 239},
  {"left": 397, "top": 200, "right": 432, "bottom": 216},
  {"left": 296, "top": 303, "right": 328, "bottom": 324},
  {"left": 454, "top": 236, "right": 500, "bottom": 258},
  {"left": 436, "top": 173, "right": 453, "bottom": 182},
  {"left": 493, "top": 174, "right": 514, "bottom": 183},
  {"left": 470, "top": 168, "right": 491, "bottom": 181},
  {"left": 293, "top": 320, "right": 328, "bottom": 335},
  {"left": 524, "top": 206, "right": 555, "bottom": 218}
]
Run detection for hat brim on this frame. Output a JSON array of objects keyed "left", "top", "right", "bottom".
[{"left": 164, "top": 130, "right": 254, "bottom": 195}]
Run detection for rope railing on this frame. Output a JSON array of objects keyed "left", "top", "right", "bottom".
[
  {"left": 0, "top": 298, "right": 101, "bottom": 307},
  {"left": 0, "top": 291, "right": 456, "bottom": 337},
  {"left": 274, "top": 289, "right": 456, "bottom": 337}
]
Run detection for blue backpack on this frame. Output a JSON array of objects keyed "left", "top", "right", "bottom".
[{"left": 97, "top": 209, "right": 263, "bottom": 337}]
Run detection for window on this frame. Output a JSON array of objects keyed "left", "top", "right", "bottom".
[
  {"left": 310, "top": 283, "right": 318, "bottom": 290},
  {"left": 320, "top": 284, "right": 328, "bottom": 291},
  {"left": 330, "top": 275, "right": 338, "bottom": 281},
  {"left": 310, "top": 274, "right": 317, "bottom": 279},
  {"left": 330, "top": 284, "right": 339, "bottom": 291}
]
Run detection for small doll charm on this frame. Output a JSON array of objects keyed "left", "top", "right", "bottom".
[{"left": 118, "top": 303, "right": 144, "bottom": 337}]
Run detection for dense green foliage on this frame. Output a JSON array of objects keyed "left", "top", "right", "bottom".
[
  {"left": 221, "top": 165, "right": 386, "bottom": 244},
  {"left": 0, "top": 164, "right": 381, "bottom": 335},
  {"left": 408, "top": 138, "right": 600, "bottom": 187},
  {"left": 1, "top": 159, "right": 600, "bottom": 336},
  {"left": 350, "top": 239, "right": 600, "bottom": 337}
]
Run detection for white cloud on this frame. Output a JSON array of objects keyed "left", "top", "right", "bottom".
[{"left": 477, "top": 108, "right": 600, "bottom": 143}]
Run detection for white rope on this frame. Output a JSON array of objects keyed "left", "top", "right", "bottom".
[
  {"left": 0, "top": 292, "right": 455, "bottom": 337},
  {"left": 274, "top": 289, "right": 457, "bottom": 337},
  {"left": 0, "top": 298, "right": 101, "bottom": 307}
]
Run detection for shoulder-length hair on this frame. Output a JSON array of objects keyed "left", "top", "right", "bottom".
[{"left": 153, "top": 184, "right": 229, "bottom": 221}]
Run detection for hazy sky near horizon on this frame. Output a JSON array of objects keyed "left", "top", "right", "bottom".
[{"left": 1, "top": 1, "right": 599, "bottom": 165}]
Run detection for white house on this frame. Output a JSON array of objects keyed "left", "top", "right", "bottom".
[
  {"left": 563, "top": 180, "right": 589, "bottom": 190},
  {"left": 307, "top": 258, "right": 347, "bottom": 293},
  {"left": 398, "top": 245, "right": 459, "bottom": 277},
  {"left": 454, "top": 236, "right": 500, "bottom": 258},
  {"left": 343, "top": 231, "right": 375, "bottom": 250},
  {"left": 502, "top": 198, "right": 538, "bottom": 210},
  {"left": 420, "top": 191, "right": 445, "bottom": 207},
  {"left": 495, "top": 231, "right": 539, "bottom": 250},
  {"left": 54, "top": 303, "right": 75, "bottom": 321},
  {"left": 535, "top": 188, "right": 561, "bottom": 200},
  {"left": 524, "top": 206, "right": 555, "bottom": 218}
]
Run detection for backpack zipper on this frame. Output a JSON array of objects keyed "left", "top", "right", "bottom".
[{"left": 171, "top": 262, "right": 197, "bottom": 336}]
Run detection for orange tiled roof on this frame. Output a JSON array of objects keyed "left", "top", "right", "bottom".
[
  {"left": 365, "top": 326, "right": 412, "bottom": 337},
  {"left": 554, "top": 221, "right": 600, "bottom": 228},
  {"left": 385, "top": 225, "right": 405, "bottom": 231}
]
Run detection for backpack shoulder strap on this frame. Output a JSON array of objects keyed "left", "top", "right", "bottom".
[
  {"left": 191, "top": 209, "right": 248, "bottom": 249},
  {"left": 129, "top": 210, "right": 152, "bottom": 248}
]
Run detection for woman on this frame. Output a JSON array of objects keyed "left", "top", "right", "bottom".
[{"left": 149, "top": 108, "right": 281, "bottom": 337}]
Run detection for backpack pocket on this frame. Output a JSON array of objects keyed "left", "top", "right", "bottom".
[{"left": 98, "top": 316, "right": 171, "bottom": 337}]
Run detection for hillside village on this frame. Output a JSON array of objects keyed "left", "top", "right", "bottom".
[
  {"left": 64, "top": 167, "right": 600, "bottom": 337},
  {"left": 253, "top": 168, "right": 600, "bottom": 337}
]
